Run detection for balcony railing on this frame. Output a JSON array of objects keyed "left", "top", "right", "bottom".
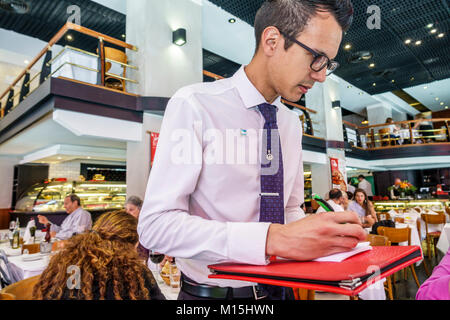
[{"left": 0, "top": 22, "right": 138, "bottom": 119}]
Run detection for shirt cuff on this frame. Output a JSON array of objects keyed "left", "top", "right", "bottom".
[{"left": 226, "top": 222, "right": 271, "bottom": 265}]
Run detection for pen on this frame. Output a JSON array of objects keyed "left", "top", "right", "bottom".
[{"left": 312, "top": 194, "right": 335, "bottom": 212}]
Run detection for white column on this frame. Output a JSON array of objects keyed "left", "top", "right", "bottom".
[
  {"left": 125, "top": 0, "right": 203, "bottom": 199},
  {"left": 366, "top": 102, "right": 392, "bottom": 125},
  {"left": 311, "top": 163, "right": 331, "bottom": 199},
  {"left": 0, "top": 156, "right": 20, "bottom": 209},
  {"left": 126, "top": 0, "right": 203, "bottom": 96}
]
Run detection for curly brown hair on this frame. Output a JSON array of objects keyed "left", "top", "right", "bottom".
[{"left": 32, "top": 210, "right": 155, "bottom": 300}]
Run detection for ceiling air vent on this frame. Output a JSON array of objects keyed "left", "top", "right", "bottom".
[
  {"left": 0, "top": 0, "right": 30, "bottom": 14},
  {"left": 348, "top": 51, "right": 373, "bottom": 64}
]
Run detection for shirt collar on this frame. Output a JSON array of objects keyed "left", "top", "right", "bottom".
[{"left": 231, "top": 66, "right": 281, "bottom": 111}]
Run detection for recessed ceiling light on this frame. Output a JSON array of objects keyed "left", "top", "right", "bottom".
[
  {"left": 344, "top": 44, "right": 352, "bottom": 50},
  {"left": 66, "top": 34, "right": 73, "bottom": 41},
  {"left": 24, "top": 60, "right": 29, "bottom": 64},
  {"left": 404, "top": 39, "right": 411, "bottom": 44},
  {"left": 430, "top": 29, "right": 437, "bottom": 34},
  {"left": 445, "top": 106, "right": 449, "bottom": 109},
  {"left": 440, "top": 102, "right": 444, "bottom": 105},
  {"left": 228, "top": 18, "right": 236, "bottom": 23},
  {"left": 391, "top": 79, "right": 395, "bottom": 83},
  {"left": 121, "top": 34, "right": 126, "bottom": 38},
  {"left": 423, "top": 86, "right": 428, "bottom": 89},
  {"left": 415, "top": 40, "right": 422, "bottom": 45},
  {"left": 426, "top": 23, "right": 433, "bottom": 29},
  {"left": 57, "top": 157, "right": 62, "bottom": 160},
  {"left": 372, "top": 83, "right": 376, "bottom": 86},
  {"left": 369, "top": 63, "right": 375, "bottom": 68},
  {"left": 347, "top": 85, "right": 352, "bottom": 88},
  {"left": 359, "top": 92, "right": 364, "bottom": 95},
  {"left": 410, "top": 77, "right": 415, "bottom": 81},
  {"left": 435, "top": 97, "right": 439, "bottom": 101},
  {"left": 438, "top": 33, "right": 444, "bottom": 38}
]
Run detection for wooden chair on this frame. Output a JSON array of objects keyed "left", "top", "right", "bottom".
[
  {"left": 21, "top": 243, "right": 40, "bottom": 254},
  {"left": 377, "top": 227, "right": 420, "bottom": 291},
  {"left": 421, "top": 213, "right": 446, "bottom": 260},
  {"left": 366, "top": 234, "right": 394, "bottom": 300},
  {"left": 0, "top": 275, "right": 40, "bottom": 300},
  {"left": 0, "top": 293, "right": 15, "bottom": 300},
  {"left": 292, "top": 288, "right": 315, "bottom": 300},
  {"left": 104, "top": 47, "right": 127, "bottom": 92},
  {"left": 378, "top": 128, "right": 391, "bottom": 146},
  {"left": 394, "top": 217, "right": 404, "bottom": 223}
]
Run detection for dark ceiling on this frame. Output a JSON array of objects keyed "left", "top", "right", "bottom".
[
  {"left": 1, "top": 0, "right": 449, "bottom": 97},
  {"left": 0, "top": 0, "right": 126, "bottom": 52},
  {"left": 208, "top": 0, "right": 450, "bottom": 95}
]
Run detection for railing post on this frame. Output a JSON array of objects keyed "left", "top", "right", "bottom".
[
  {"left": 5, "top": 89, "right": 14, "bottom": 115},
  {"left": 40, "top": 49, "right": 52, "bottom": 84},
  {"left": 97, "top": 37, "right": 105, "bottom": 86},
  {"left": 409, "top": 122, "right": 414, "bottom": 144},
  {"left": 19, "top": 72, "right": 30, "bottom": 102}
]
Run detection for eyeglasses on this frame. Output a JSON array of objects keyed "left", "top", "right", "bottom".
[{"left": 280, "top": 31, "right": 339, "bottom": 76}]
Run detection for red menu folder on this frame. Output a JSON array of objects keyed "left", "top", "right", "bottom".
[{"left": 208, "top": 246, "right": 422, "bottom": 296}]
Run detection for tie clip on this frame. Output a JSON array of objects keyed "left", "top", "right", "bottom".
[{"left": 260, "top": 193, "right": 279, "bottom": 197}]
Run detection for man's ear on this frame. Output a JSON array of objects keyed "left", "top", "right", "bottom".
[{"left": 260, "top": 26, "right": 282, "bottom": 57}]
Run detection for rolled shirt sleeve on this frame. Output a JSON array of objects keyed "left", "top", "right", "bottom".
[{"left": 53, "top": 209, "right": 92, "bottom": 240}]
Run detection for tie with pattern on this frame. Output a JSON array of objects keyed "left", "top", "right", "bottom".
[{"left": 258, "top": 103, "right": 284, "bottom": 225}]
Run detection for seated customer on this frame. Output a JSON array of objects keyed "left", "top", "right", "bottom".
[
  {"left": 37, "top": 194, "right": 91, "bottom": 240},
  {"left": 316, "top": 189, "right": 345, "bottom": 213},
  {"left": 348, "top": 188, "right": 377, "bottom": 228},
  {"left": 416, "top": 249, "right": 450, "bottom": 300},
  {"left": 32, "top": 210, "right": 165, "bottom": 300}
]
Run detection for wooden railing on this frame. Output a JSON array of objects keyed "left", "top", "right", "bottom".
[
  {"left": 0, "top": 22, "right": 138, "bottom": 119},
  {"left": 351, "top": 118, "right": 450, "bottom": 149}
]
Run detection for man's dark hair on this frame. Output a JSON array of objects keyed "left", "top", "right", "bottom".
[
  {"left": 126, "top": 196, "right": 143, "bottom": 209},
  {"left": 254, "top": 0, "right": 354, "bottom": 51},
  {"left": 329, "top": 188, "right": 343, "bottom": 200},
  {"left": 346, "top": 191, "right": 354, "bottom": 200},
  {"left": 358, "top": 175, "right": 365, "bottom": 179},
  {"left": 66, "top": 193, "right": 81, "bottom": 206}
]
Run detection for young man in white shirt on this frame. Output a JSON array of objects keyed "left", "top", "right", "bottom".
[
  {"left": 316, "top": 189, "right": 345, "bottom": 213},
  {"left": 138, "top": 0, "right": 365, "bottom": 300}
]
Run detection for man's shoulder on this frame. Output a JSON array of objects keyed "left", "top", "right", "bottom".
[{"left": 172, "top": 78, "right": 235, "bottom": 101}]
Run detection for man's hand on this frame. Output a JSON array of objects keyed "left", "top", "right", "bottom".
[
  {"left": 160, "top": 255, "right": 174, "bottom": 267},
  {"left": 37, "top": 215, "right": 49, "bottom": 225},
  {"left": 266, "top": 211, "right": 367, "bottom": 261}
]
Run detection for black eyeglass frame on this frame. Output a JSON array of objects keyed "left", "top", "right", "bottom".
[{"left": 279, "top": 30, "right": 340, "bottom": 75}]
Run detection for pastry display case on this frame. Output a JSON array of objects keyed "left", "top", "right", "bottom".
[
  {"left": 14, "top": 180, "right": 126, "bottom": 213},
  {"left": 373, "top": 199, "right": 450, "bottom": 212}
]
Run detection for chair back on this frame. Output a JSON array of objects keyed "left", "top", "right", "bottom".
[
  {"left": 0, "top": 275, "right": 40, "bottom": 300},
  {"left": 21, "top": 243, "right": 40, "bottom": 254},
  {"left": 0, "top": 293, "right": 15, "bottom": 300},
  {"left": 378, "top": 128, "right": 390, "bottom": 135},
  {"left": 394, "top": 217, "right": 404, "bottom": 223},
  {"left": 104, "top": 47, "right": 127, "bottom": 73},
  {"left": 367, "top": 234, "right": 391, "bottom": 246},
  {"left": 377, "top": 212, "right": 391, "bottom": 221},
  {"left": 421, "top": 213, "right": 446, "bottom": 235},
  {"left": 378, "top": 226, "right": 411, "bottom": 245}
]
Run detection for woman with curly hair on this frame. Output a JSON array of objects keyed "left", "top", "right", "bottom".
[{"left": 32, "top": 210, "right": 165, "bottom": 300}]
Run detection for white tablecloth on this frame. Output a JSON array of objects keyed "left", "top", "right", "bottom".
[{"left": 437, "top": 223, "right": 450, "bottom": 254}]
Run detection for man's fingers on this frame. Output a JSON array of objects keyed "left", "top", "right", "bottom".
[
  {"left": 331, "top": 211, "right": 361, "bottom": 225},
  {"left": 331, "top": 223, "right": 367, "bottom": 241}
]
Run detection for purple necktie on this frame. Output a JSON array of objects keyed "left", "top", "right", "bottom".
[{"left": 258, "top": 103, "right": 284, "bottom": 224}]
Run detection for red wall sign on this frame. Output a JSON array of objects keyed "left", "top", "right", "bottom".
[{"left": 150, "top": 132, "right": 159, "bottom": 167}]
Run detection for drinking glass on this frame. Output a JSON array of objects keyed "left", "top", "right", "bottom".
[{"left": 169, "top": 262, "right": 181, "bottom": 292}]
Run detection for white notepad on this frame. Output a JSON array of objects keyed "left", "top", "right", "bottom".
[{"left": 313, "top": 242, "right": 372, "bottom": 262}]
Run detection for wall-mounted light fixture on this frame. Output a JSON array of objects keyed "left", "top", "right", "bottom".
[
  {"left": 332, "top": 100, "right": 341, "bottom": 110},
  {"left": 173, "top": 28, "right": 186, "bottom": 46}
]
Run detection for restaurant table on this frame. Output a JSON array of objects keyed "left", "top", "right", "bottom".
[{"left": 436, "top": 223, "right": 450, "bottom": 255}]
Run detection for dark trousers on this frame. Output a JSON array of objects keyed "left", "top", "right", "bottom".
[{"left": 177, "top": 274, "right": 295, "bottom": 301}]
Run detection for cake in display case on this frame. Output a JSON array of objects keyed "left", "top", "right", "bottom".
[{"left": 14, "top": 180, "right": 127, "bottom": 213}]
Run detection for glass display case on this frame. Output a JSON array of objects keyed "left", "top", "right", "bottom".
[
  {"left": 14, "top": 181, "right": 126, "bottom": 213},
  {"left": 373, "top": 199, "right": 450, "bottom": 212}
]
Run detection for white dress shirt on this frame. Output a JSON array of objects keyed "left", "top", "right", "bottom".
[
  {"left": 50, "top": 207, "right": 92, "bottom": 240},
  {"left": 138, "top": 66, "right": 304, "bottom": 287},
  {"left": 358, "top": 179, "right": 373, "bottom": 196},
  {"left": 316, "top": 200, "right": 344, "bottom": 213}
]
